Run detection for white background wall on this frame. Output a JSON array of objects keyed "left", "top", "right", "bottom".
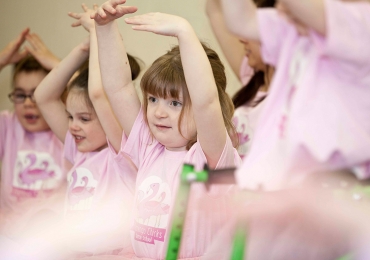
[{"left": 0, "top": 0, "right": 241, "bottom": 111}]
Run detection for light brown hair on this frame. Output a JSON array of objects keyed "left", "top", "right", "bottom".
[
  {"left": 67, "top": 53, "right": 142, "bottom": 110},
  {"left": 12, "top": 55, "right": 49, "bottom": 87}
]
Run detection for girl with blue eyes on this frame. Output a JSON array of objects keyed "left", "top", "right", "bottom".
[{"left": 93, "top": 1, "right": 241, "bottom": 258}]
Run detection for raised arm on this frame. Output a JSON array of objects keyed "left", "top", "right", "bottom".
[
  {"left": 92, "top": 0, "right": 140, "bottom": 137},
  {"left": 34, "top": 40, "right": 89, "bottom": 142},
  {"left": 278, "top": 0, "right": 326, "bottom": 36},
  {"left": 0, "top": 28, "right": 29, "bottom": 72},
  {"left": 220, "top": 0, "right": 260, "bottom": 42},
  {"left": 69, "top": 3, "right": 123, "bottom": 152},
  {"left": 206, "top": 0, "right": 246, "bottom": 79},
  {"left": 125, "top": 13, "right": 226, "bottom": 168},
  {"left": 24, "top": 33, "right": 60, "bottom": 71}
]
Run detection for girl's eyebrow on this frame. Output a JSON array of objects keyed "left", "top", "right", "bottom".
[
  {"left": 76, "top": 112, "right": 91, "bottom": 116},
  {"left": 65, "top": 109, "right": 91, "bottom": 116},
  {"left": 13, "top": 87, "right": 36, "bottom": 92}
]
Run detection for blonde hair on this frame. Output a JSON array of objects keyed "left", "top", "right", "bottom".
[{"left": 141, "top": 43, "right": 237, "bottom": 149}]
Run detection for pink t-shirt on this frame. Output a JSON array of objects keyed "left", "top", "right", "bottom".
[
  {"left": 121, "top": 109, "right": 241, "bottom": 260},
  {"left": 237, "top": 0, "right": 370, "bottom": 191},
  {"left": 232, "top": 91, "right": 267, "bottom": 159},
  {"left": 63, "top": 131, "right": 137, "bottom": 256},
  {"left": 0, "top": 111, "right": 66, "bottom": 225}
]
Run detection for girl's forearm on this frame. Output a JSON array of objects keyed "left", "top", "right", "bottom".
[
  {"left": 95, "top": 20, "right": 140, "bottom": 137},
  {"left": 280, "top": 0, "right": 326, "bottom": 35},
  {"left": 221, "top": 0, "right": 260, "bottom": 41},
  {"left": 178, "top": 23, "right": 218, "bottom": 108},
  {"left": 88, "top": 29, "right": 104, "bottom": 101},
  {"left": 35, "top": 44, "right": 88, "bottom": 104},
  {"left": 206, "top": 0, "right": 246, "bottom": 78},
  {"left": 95, "top": 21, "right": 132, "bottom": 94}
]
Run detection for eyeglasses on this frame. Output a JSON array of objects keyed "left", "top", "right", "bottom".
[{"left": 8, "top": 92, "right": 36, "bottom": 104}]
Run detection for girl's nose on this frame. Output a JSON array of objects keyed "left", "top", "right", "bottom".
[
  {"left": 23, "top": 96, "right": 36, "bottom": 107},
  {"left": 154, "top": 103, "right": 168, "bottom": 118},
  {"left": 69, "top": 120, "right": 81, "bottom": 131}
]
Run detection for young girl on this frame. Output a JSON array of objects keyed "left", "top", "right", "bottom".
[
  {"left": 206, "top": 0, "right": 276, "bottom": 158},
  {"left": 0, "top": 29, "right": 66, "bottom": 237},
  {"left": 220, "top": 0, "right": 370, "bottom": 190},
  {"left": 33, "top": 4, "right": 141, "bottom": 256},
  {"left": 92, "top": 0, "right": 242, "bottom": 259}
]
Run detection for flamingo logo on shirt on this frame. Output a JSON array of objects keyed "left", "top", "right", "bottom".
[
  {"left": 12, "top": 151, "right": 62, "bottom": 200},
  {"left": 13, "top": 151, "right": 61, "bottom": 190},
  {"left": 18, "top": 153, "right": 55, "bottom": 185},
  {"left": 233, "top": 117, "right": 250, "bottom": 144},
  {"left": 132, "top": 177, "right": 171, "bottom": 245},
  {"left": 68, "top": 167, "right": 98, "bottom": 210},
  {"left": 136, "top": 183, "right": 170, "bottom": 226}
]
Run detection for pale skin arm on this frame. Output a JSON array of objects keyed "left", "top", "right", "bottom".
[
  {"left": 69, "top": 3, "right": 123, "bottom": 153},
  {"left": 125, "top": 13, "right": 226, "bottom": 168},
  {"left": 278, "top": 0, "right": 326, "bottom": 36},
  {"left": 0, "top": 28, "right": 29, "bottom": 72},
  {"left": 25, "top": 33, "right": 60, "bottom": 70},
  {"left": 220, "top": 0, "right": 260, "bottom": 42},
  {"left": 34, "top": 40, "right": 89, "bottom": 143},
  {"left": 206, "top": 0, "right": 246, "bottom": 80},
  {"left": 91, "top": 0, "right": 140, "bottom": 137}
]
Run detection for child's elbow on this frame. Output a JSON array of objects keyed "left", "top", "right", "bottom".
[{"left": 89, "top": 88, "right": 105, "bottom": 101}]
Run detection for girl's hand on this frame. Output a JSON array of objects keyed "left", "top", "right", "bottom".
[
  {"left": 0, "top": 28, "right": 29, "bottom": 70},
  {"left": 125, "top": 13, "right": 191, "bottom": 38},
  {"left": 91, "top": 0, "right": 138, "bottom": 26},
  {"left": 68, "top": 3, "right": 98, "bottom": 32},
  {"left": 25, "top": 33, "right": 60, "bottom": 70}
]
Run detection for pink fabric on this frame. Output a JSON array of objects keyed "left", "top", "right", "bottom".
[
  {"left": 0, "top": 110, "right": 66, "bottom": 232},
  {"left": 232, "top": 91, "right": 267, "bottom": 159},
  {"left": 63, "top": 131, "right": 137, "bottom": 256},
  {"left": 237, "top": 0, "right": 370, "bottom": 191},
  {"left": 121, "top": 109, "right": 242, "bottom": 260},
  {"left": 239, "top": 56, "right": 254, "bottom": 86}
]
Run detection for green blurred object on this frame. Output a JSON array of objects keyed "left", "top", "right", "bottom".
[
  {"left": 230, "top": 222, "right": 247, "bottom": 260},
  {"left": 165, "top": 164, "right": 208, "bottom": 260},
  {"left": 166, "top": 165, "right": 366, "bottom": 260}
]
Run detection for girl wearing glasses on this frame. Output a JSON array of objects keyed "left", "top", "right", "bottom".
[{"left": 0, "top": 29, "right": 67, "bottom": 238}]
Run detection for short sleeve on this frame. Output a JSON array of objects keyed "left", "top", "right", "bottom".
[
  {"left": 185, "top": 132, "right": 242, "bottom": 172},
  {"left": 215, "top": 134, "right": 242, "bottom": 169},
  {"left": 107, "top": 133, "right": 123, "bottom": 158},
  {"left": 257, "top": 9, "right": 293, "bottom": 66},
  {"left": 109, "top": 133, "right": 137, "bottom": 172},
  {"left": 323, "top": 0, "right": 370, "bottom": 65},
  {"left": 122, "top": 108, "right": 155, "bottom": 168},
  {"left": 63, "top": 131, "right": 78, "bottom": 164}
]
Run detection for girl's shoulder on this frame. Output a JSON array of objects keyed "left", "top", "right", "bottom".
[
  {"left": 0, "top": 110, "right": 17, "bottom": 123},
  {"left": 0, "top": 110, "right": 26, "bottom": 137},
  {"left": 186, "top": 133, "right": 241, "bottom": 170}
]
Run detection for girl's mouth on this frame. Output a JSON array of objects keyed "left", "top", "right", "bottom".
[
  {"left": 24, "top": 114, "right": 39, "bottom": 124},
  {"left": 74, "top": 135, "right": 85, "bottom": 144},
  {"left": 155, "top": 124, "right": 171, "bottom": 130}
]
